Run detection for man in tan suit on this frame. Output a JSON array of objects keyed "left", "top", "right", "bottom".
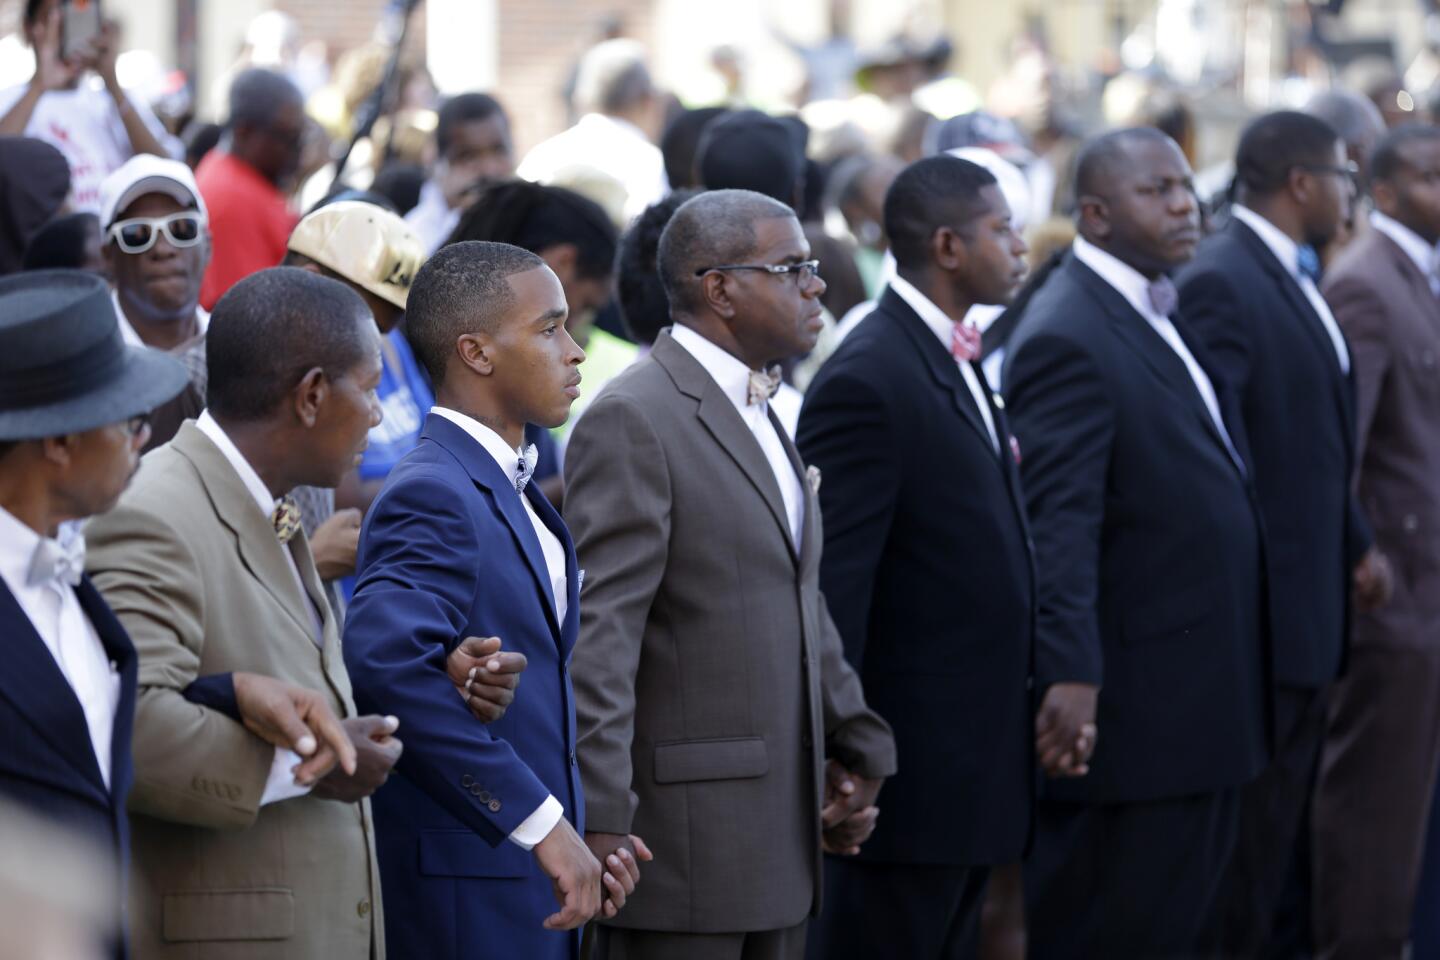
[
  {"left": 1314, "top": 123, "right": 1440, "bottom": 959},
  {"left": 564, "top": 190, "right": 898, "bottom": 960},
  {"left": 86, "top": 267, "right": 403, "bottom": 958}
]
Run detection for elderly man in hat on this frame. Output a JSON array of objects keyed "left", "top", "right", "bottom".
[{"left": 0, "top": 270, "right": 358, "bottom": 960}]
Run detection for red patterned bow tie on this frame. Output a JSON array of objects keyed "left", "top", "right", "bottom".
[{"left": 951, "top": 321, "right": 981, "bottom": 362}]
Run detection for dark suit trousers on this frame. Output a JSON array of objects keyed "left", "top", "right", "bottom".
[
  {"left": 1312, "top": 639, "right": 1440, "bottom": 959},
  {"left": 804, "top": 858, "right": 989, "bottom": 960},
  {"left": 590, "top": 923, "right": 806, "bottom": 960},
  {"left": 1203, "top": 685, "right": 1327, "bottom": 956},
  {"left": 1024, "top": 790, "right": 1240, "bottom": 959}
]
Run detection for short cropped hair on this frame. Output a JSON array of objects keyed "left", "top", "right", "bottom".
[
  {"left": 884, "top": 155, "right": 998, "bottom": 270},
  {"left": 656, "top": 189, "right": 795, "bottom": 316},
  {"left": 1073, "top": 127, "right": 1177, "bottom": 201},
  {"left": 1235, "top": 111, "right": 1341, "bottom": 197},
  {"left": 436, "top": 93, "right": 508, "bottom": 158},
  {"left": 228, "top": 68, "right": 302, "bottom": 130},
  {"left": 206, "top": 267, "right": 373, "bottom": 421},
  {"left": 405, "top": 240, "right": 546, "bottom": 386},
  {"left": 1370, "top": 123, "right": 1440, "bottom": 184},
  {"left": 617, "top": 189, "right": 700, "bottom": 344}
]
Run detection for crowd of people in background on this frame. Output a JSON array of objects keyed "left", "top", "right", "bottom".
[{"left": 8, "top": 0, "right": 1440, "bottom": 958}]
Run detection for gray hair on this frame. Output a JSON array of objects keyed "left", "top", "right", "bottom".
[{"left": 657, "top": 189, "right": 796, "bottom": 316}]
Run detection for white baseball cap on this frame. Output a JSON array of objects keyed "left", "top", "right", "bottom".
[{"left": 98, "top": 154, "right": 208, "bottom": 230}]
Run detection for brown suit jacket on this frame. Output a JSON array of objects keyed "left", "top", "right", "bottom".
[
  {"left": 1324, "top": 226, "right": 1440, "bottom": 645},
  {"left": 85, "top": 421, "right": 383, "bottom": 958},
  {"left": 563, "top": 330, "right": 898, "bottom": 934}
]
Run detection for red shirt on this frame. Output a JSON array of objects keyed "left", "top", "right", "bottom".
[{"left": 196, "top": 150, "right": 298, "bottom": 310}]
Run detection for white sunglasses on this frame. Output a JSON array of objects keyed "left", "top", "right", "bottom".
[{"left": 107, "top": 211, "right": 208, "bottom": 254}]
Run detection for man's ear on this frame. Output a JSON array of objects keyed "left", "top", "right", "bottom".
[
  {"left": 699, "top": 272, "right": 738, "bottom": 320},
  {"left": 293, "top": 367, "right": 328, "bottom": 428},
  {"left": 40, "top": 434, "right": 76, "bottom": 468},
  {"left": 455, "top": 332, "right": 496, "bottom": 377},
  {"left": 1077, "top": 194, "right": 1111, "bottom": 242},
  {"left": 932, "top": 226, "right": 967, "bottom": 273}
]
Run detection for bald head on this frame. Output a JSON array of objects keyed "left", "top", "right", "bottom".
[
  {"left": 657, "top": 189, "right": 797, "bottom": 316},
  {"left": 1074, "top": 127, "right": 1178, "bottom": 202}
]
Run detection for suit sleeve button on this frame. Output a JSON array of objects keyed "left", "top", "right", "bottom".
[
  {"left": 471, "top": 784, "right": 483, "bottom": 796},
  {"left": 489, "top": 799, "right": 502, "bottom": 813},
  {"left": 358, "top": 899, "right": 371, "bottom": 918},
  {"left": 462, "top": 775, "right": 474, "bottom": 788}
]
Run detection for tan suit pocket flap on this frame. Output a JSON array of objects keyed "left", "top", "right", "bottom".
[
  {"left": 162, "top": 888, "right": 294, "bottom": 942},
  {"left": 653, "top": 737, "right": 769, "bottom": 784}
]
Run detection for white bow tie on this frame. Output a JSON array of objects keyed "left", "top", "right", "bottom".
[
  {"left": 27, "top": 524, "right": 86, "bottom": 589},
  {"left": 515, "top": 443, "right": 540, "bottom": 494}
]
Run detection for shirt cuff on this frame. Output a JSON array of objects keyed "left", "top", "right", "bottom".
[
  {"left": 259, "top": 747, "right": 314, "bottom": 806},
  {"left": 507, "top": 795, "right": 564, "bottom": 851}
]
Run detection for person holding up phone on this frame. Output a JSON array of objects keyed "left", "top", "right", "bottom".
[{"left": 0, "top": 0, "right": 179, "bottom": 213}]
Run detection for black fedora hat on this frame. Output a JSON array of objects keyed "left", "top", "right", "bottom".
[{"left": 0, "top": 270, "right": 189, "bottom": 441}]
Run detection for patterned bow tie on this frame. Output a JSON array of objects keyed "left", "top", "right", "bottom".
[
  {"left": 746, "top": 366, "right": 783, "bottom": 406},
  {"left": 515, "top": 443, "right": 539, "bottom": 494},
  {"left": 951, "top": 320, "right": 981, "bottom": 362},
  {"left": 1147, "top": 275, "right": 1179, "bottom": 317},
  {"left": 270, "top": 496, "right": 302, "bottom": 545},
  {"left": 1297, "top": 245, "right": 1323, "bottom": 283},
  {"left": 26, "top": 524, "right": 85, "bottom": 588}
]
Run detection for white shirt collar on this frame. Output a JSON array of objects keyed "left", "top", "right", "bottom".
[
  {"left": 0, "top": 503, "right": 44, "bottom": 589},
  {"left": 195, "top": 410, "right": 282, "bottom": 518},
  {"left": 669, "top": 323, "right": 759, "bottom": 416},
  {"left": 888, "top": 274, "right": 959, "bottom": 351},
  {"left": 110, "top": 289, "right": 209, "bottom": 349},
  {"left": 1230, "top": 204, "right": 1301, "bottom": 278},
  {"left": 1072, "top": 235, "right": 1164, "bottom": 322},
  {"left": 430, "top": 407, "right": 527, "bottom": 484},
  {"left": 1370, "top": 210, "right": 1440, "bottom": 279}
]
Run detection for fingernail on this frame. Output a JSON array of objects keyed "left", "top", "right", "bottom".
[
  {"left": 488, "top": 659, "right": 501, "bottom": 671},
  {"left": 469, "top": 667, "right": 477, "bottom": 680},
  {"left": 386, "top": 715, "right": 399, "bottom": 730},
  {"left": 296, "top": 735, "right": 316, "bottom": 755}
]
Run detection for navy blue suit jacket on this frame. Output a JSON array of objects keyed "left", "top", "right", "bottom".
[
  {"left": 0, "top": 575, "right": 136, "bottom": 959},
  {"left": 344, "top": 413, "right": 584, "bottom": 960},
  {"left": 797, "top": 287, "right": 1036, "bottom": 865},
  {"left": 1179, "top": 218, "right": 1371, "bottom": 688},
  {"left": 1003, "top": 254, "right": 1272, "bottom": 804}
]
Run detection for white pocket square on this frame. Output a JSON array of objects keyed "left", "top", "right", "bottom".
[{"left": 805, "top": 465, "right": 822, "bottom": 495}]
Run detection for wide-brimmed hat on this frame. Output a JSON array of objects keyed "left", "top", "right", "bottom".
[
  {"left": 287, "top": 200, "right": 423, "bottom": 310},
  {"left": 0, "top": 270, "right": 189, "bottom": 440}
]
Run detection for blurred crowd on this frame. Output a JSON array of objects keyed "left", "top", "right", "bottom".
[{"left": 10, "top": 0, "right": 1440, "bottom": 958}]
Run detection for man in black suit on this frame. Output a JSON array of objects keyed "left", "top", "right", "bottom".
[
  {"left": 1003, "top": 128, "right": 1271, "bottom": 957},
  {"left": 1177, "top": 110, "right": 1390, "bottom": 955},
  {"left": 797, "top": 156, "right": 1038, "bottom": 959}
]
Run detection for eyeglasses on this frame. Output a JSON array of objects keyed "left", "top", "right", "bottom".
[
  {"left": 1296, "top": 161, "right": 1361, "bottom": 183},
  {"left": 107, "top": 212, "right": 208, "bottom": 255},
  {"left": 694, "top": 260, "right": 821, "bottom": 285}
]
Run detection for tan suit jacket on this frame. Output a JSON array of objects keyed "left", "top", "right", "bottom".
[
  {"left": 86, "top": 421, "right": 383, "bottom": 958},
  {"left": 563, "top": 331, "right": 897, "bottom": 934}
]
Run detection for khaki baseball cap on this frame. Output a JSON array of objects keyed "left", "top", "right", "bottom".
[{"left": 287, "top": 200, "right": 424, "bottom": 310}]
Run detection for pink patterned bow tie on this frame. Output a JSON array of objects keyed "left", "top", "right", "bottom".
[
  {"left": 1148, "top": 275, "right": 1178, "bottom": 317},
  {"left": 951, "top": 321, "right": 981, "bottom": 362},
  {"left": 747, "top": 366, "right": 783, "bottom": 405}
]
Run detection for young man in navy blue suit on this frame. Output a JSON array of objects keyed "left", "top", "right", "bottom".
[
  {"left": 1178, "top": 111, "right": 1389, "bottom": 955},
  {"left": 344, "top": 240, "right": 649, "bottom": 960},
  {"left": 1003, "top": 129, "right": 1272, "bottom": 957},
  {"left": 798, "top": 156, "right": 1040, "bottom": 959}
]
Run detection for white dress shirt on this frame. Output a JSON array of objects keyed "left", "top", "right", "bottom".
[
  {"left": 1230, "top": 204, "right": 1351, "bottom": 374},
  {"left": 888, "top": 274, "right": 1001, "bottom": 453},
  {"left": 518, "top": 113, "right": 668, "bottom": 222},
  {"left": 405, "top": 178, "right": 462, "bottom": 257},
  {"left": 429, "top": 405, "right": 567, "bottom": 851},
  {"left": 1072, "top": 236, "right": 1245, "bottom": 472},
  {"left": 670, "top": 324, "right": 805, "bottom": 546},
  {"left": 0, "top": 506, "right": 120, "bottom": 789},
  {"left": 194, "top": 411, "right": 320, "bottom": 806},
  {"left": 1371, "top": 210, "right": 1440, "bottom": 297},
  {"left": 110, "top": 290, "right": 209, "bottom": 349}
]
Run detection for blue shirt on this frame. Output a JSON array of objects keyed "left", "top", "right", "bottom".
[{"left": 362, "top": 329, "right": 435, "bottom": 481}]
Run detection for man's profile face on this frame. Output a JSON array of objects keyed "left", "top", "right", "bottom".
[
  {"left": 105, "top": 193, "right": 210, "bottom": 323},
  {"left": 489, "top": 265, "right": 586, "bottom": 430},
  {"left": 309, "top": 320, "right": 383, "bottom": 487},
  {"left": 441, "top": 115, "right": 515, "bottom": 206},
  {"left": 1391, "top": 137, "right": 1440, "bottom": 241},
  {"left": 58, "top": 416, "right": 149, "bottom": 520},
  {"left": 1096, "top": 137, "right": 1201, "bottom": 274},
  {"left": 1302, "top": 140, "right": 1355, "bottom": 248},
  {"left": 725, "top": 215, "right": 827, "bottom": 364},
  {"left": 959, "top": 184, "right": 1029, "bottom": 306}
]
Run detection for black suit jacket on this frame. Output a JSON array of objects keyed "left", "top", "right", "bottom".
[
  {"left": 1003, "top": 253, "right": 1271, "bottom": 805},
  {"left": 0, "top": 575, "right": 136, "bottom": 958},
  {"left": 1178, "top": 218, "right": 1371, "bottom": 689},
  {"left": 797, "top": 286, "right": 1035, "bottom": 865}
]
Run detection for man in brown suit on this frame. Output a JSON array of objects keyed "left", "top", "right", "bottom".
[
  {"left": 564, "top": 189, "right": 898, "bottom": 960},
  {"left": 85, "top": 267, "right": 404, "bottom": 958},
  {"left": 1314, "top": 123, "right": 1440, "bottom": 960}
]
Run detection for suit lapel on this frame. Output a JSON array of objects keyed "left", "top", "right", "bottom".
[
  {"left": 654, "top": 333, "right": 798, "bottom": 563},
  {"left": 770, "top": 406, "right": 818, "bottom": 576},
  {"left": 422, "top": 415, "right": 564, "bottom": 647},
  {"left": 884, "top": 289, "right": 999, "bottom": 458},
  {"left": 0, "top": 579, "right": 110, "bottom": 801},
  {"left": 172, "top": 423, "right": 321, "bottom": 645},
  {"left": 526, "top": 485, "right": 578, "bottom": 658}
]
